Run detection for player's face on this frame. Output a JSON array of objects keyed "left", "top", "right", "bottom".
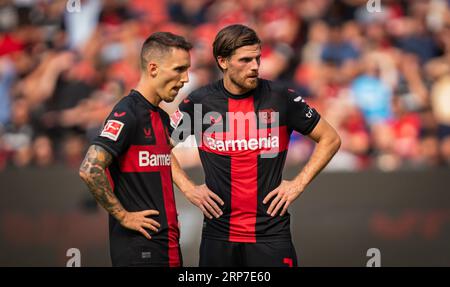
[
  {"left": 156, "top": 48, "right": 191, "bottom": 102},
  {"left": 221, "top": 44, "right": 261, "bottom": 94}
]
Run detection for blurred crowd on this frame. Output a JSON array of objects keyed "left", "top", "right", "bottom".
[{"left": 0, "top": 0, "right": 450, "bottom": 172}]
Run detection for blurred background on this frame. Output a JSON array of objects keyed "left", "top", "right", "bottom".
[{"left": 0, "top": 0, "right": 449, "bottom": 266}]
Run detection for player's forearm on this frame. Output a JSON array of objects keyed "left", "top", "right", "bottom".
[
  {"left": 79, "top": 145, "right": 126, "bottom": 221},
  {"left": 80, "top": 169, "right": 126, "bottom": 221},
  {"left": 294, "top": 133, "right": 341, "bottom": 191},
  {"left": 171, "top": 151, "right": 196, "bottom": 195}
]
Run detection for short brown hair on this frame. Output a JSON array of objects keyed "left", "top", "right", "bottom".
[
  {"left": 212, "top": 24, "right": 261, "bottom": 70},
  {"left": 140, "top": 32, "right": 192, "bottom": 70}
]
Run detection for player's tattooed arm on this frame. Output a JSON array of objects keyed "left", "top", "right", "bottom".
[
  {"left": 79, "top": 145, "right": 125, "bottom": 220},
  {"left": 79, "top": 145, "right": 160, "bottom": 240}
]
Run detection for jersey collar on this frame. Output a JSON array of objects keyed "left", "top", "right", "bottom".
[
  {"left": 131, "top": 89, "right": 158, "bottom": 110},
  {"left": 219, "top": 79, "right": 257, "bottom": 99}
]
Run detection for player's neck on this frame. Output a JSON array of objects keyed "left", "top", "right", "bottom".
[
  {"left": 135, "top": 81, "right": 161, "bottom": 107},
  {"left": 223, "top": 76, "right": 251, "bottom": 96}
]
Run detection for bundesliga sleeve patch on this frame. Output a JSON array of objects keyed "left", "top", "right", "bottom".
[
  {"left": 100, "top": 120, "right": 124, "bottom": 141},
  {"left": 170, "top": 108, "right": 184, "bottom": 129}
]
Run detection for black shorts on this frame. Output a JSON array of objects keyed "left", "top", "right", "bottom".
[
  {"left": 110, "top": 238, "right": 183, "bottom": 267},
  {"left": 199, "top": 238, "right": 298, "bottom": 267},
  {"left": 109, "top": 222, "right": 182, "bottom": 267}
]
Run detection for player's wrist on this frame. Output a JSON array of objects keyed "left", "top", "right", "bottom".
[
  {"left": 292, "top": 178, "right": 306, "bottom": 193},
  {"left": 114, "top": 209, "right": 128, "bottom": 222},
  {"left": 181, "top": 181, "right": 196, "bottom": 195}
]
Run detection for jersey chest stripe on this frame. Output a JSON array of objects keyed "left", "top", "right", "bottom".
[
  {"left": 228, "top": 96, "right": 257, "bottom": 243},
  {"left": 150, "top": 110, "right": 180, "bottom": 267}
]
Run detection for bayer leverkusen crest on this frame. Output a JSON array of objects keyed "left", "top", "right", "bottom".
[{"left": 259, "top": 108, "right": 276, "bottom": 125}]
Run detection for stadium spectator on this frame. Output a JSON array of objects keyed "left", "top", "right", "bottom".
[{"left": 0, "top": 0, "right": 449, "bottom": 171}]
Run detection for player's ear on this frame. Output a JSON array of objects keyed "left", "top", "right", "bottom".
[
  {"left": 217, "top": 56, "right": 228, "bottom": 71},
  {"left": 147, "top": 62, "right": 158, "bottom": 78}
]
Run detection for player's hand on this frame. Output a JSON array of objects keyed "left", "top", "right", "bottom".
[
  {"left": 185, "top": 184, "right": 224, "bottom": 219},
  {"left": 119, "top": 210, "right": 161, "bottom": 240},
  {"left": 263, "top": 180, "right": 304, "bottom": 217}
]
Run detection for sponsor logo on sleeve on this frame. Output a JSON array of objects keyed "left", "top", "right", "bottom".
[
  {"left": 100, "top": 120, "right": 124, "bottom": 141},
  {"left": 294, "top": 96, "right": 305, "bottom": 103},
  {"left": 114, "top": 111, "right": 126, "bottom": 117}
]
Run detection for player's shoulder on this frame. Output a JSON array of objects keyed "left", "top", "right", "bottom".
[
  {"left": 109, "top": 92, "right": 139, "bottom": 121},
  {"left": 260, "top": 79, "right": 306, "bottom": 99},
  {"left": 113, "top": 91, "right": 133, "bottom": 107},
  {"left": 256, "top": 79, "right": 289, "bottom": 100},
  {"left": 187, "top": 80, "right": 222, "bottom": 103},
  {"left": 259, "top": 79, "right": 287, "bottom": 94}
]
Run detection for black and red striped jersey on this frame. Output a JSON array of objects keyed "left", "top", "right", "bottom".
[
  {"left": 92, "top": 89, "right": 180, "bottom": 267},
  {"left": 172, "top": 79, "right": 320, "bottom": 243}
]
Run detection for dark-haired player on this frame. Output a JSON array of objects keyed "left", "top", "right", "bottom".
[
  {"left": 79, "top": 32, "right": 191, "bottom": 267},
  {"left": 171, "top": 24, "right": 341, "bottom": 267}
]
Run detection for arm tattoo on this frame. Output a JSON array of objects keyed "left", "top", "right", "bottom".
[{"left": 79, "top": 145, "right": 125, "bottom": 221}]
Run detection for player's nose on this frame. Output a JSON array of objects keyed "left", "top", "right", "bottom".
[
  {"left": 181, "top": 71, "right": 189, "bottom": 83},
  {"left": 250, "top": 58, "right": 259, "bottom": 71}
]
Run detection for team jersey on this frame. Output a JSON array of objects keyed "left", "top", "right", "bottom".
[
  {"left": 92, "top": 89, "right": 180, "bottom": 267},
  {"left": 172, "top": 79, "right": 320, "bottom": 243}
]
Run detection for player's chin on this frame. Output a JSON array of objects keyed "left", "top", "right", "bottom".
[
  {"left": 245, "top": 77, "right": 258, "bottom": 89},
  {"left": 165, "top": 90, "right": 179, "bottom": 101},
  {"left": 164, "top": 95, "right": 176, "bottom": 103}
]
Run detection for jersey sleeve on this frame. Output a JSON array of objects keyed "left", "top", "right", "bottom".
[
  {"left": 170, "top": 95, "right": 195, "bottom": 143},
  {"left": 92, "top": 106, "right": 137, "bottom": 158},
  {"left": 285, "top": 88, "right": 321, "bottom": 135}
]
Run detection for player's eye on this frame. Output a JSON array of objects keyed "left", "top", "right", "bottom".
[{"left": 240, "top": 57, "right": 260, "bottom": 64}]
